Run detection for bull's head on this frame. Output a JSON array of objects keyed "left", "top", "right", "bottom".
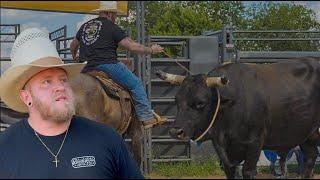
[{"left": 155, "top": 70, "right": 229, "bottom": 142}]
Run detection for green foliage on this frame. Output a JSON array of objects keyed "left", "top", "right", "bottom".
[
  {"left": 246, "top": 2, "right": 319, "bottom": 30},
  {"left": 118, "top": 1, "right": 320, "bottom": 51},
  {"left": 148, "top": 4, "right": 212, "bottom": 36},
  {"left": 118, "top": 1, "right": 247, "bottom": 37},
  {"left": 145, "top": 1, "right": 246, "bottom": 36},
  {"left": 238, "top": 2, "right": 320, "bottom": 51}
]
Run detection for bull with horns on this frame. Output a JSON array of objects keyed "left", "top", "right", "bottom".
[{"left": 156, "top": 57, "right": 320, "bottom": 179}]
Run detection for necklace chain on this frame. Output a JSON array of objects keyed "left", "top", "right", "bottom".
[{"left": 34, "top": 128, "right": 68, "bottom": 167}]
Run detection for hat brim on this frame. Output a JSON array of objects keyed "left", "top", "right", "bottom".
[
  {"left": 91, "top": 8, "right": 126, "bottom": 16},
  {"left": 0, "top": 62, "right": 86, "bottom": 113}
]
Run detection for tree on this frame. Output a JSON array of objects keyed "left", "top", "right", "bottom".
[
  {"left": 117, "top": 1, "right": 248, "bottom": 56},
  {"left": 118, "top": 1, "right": 247, "bottom": 37},
  {"left": 118, "top": 1, "right": 320, "bottom": 51},
  {"left": 236, "top": 2, "right": 320, "bottom": 51}
]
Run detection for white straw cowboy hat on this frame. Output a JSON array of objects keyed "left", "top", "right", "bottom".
[
  {"left": 0, "top": 28, "right": 86, "bottom": 113},
  {"left": 91, "top": 1, "right": 126, "bottom": 15}
]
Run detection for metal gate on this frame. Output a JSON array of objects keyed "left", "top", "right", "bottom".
[
  {"left": 146, "top": 36, "right": 191, "bottom": 166},
  {"left": 140, "top": 35, "right": 221, "bottom": 173},
  {"left": 204, "top": 25, "right": 320, "bottom": 63},
  {"left": 0, "top": 24, "right": 20, "bottom": 132}
]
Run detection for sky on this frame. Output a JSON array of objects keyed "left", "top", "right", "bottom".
[{"left": 0, "top": 1, "right": 319, "bottom": 73}]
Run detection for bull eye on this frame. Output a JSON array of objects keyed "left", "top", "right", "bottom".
[{"left": 193, "top": 102, "right": 206, "bottom": 110}]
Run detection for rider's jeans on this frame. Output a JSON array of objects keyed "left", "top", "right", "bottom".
[{"left": 96, "top": 62, "right": 153, "bottom": 121}]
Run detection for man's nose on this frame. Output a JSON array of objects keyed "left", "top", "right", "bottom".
[{"left": 53, "top": 81, "right": 67, "bottom": 92}]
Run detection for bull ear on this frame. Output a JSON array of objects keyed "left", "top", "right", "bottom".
[
  {"left": 206, "top": 76, "right": 229, "bottom": 87},
  {"left": 155, "top": 70, "right": 186, "bottom": 85}
]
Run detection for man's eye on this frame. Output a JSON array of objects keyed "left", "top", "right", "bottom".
[
  {"left": 61, "top": 78, "right": 68, "bottom": 83},
  {"left": 43, "top": 80, "right": 51, "bottom": 84}
]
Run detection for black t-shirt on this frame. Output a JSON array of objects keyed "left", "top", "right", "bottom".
[
  {"left": 76, "top": 17, "right": 128, "bottom": 70},
  {"left": 0, "top": 116, "right": 144, "bottom": 179}
]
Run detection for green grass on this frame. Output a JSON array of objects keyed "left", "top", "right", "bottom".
[
  {"left": 147, "top": 156, "right": 224, "bottom": 178},
  {"left": 145, "top": 156, "right": 320, "bottom": 178}
]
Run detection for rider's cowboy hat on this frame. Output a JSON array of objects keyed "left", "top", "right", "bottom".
[
  {"left": 0, "top": 28, "right": 86, "bottom": 113},
  {"left": 91, "top": 1, "right": 126, "bottom": 15}
]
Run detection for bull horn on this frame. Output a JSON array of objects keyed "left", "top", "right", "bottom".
[
  {"left": 206, "top": 76, "right": 229, "bottom": 87},
  {"left": 155, "top": 70, "right": 186, "bottom": 85}
]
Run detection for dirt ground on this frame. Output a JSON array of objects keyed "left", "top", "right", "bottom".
[{"left": 147, "top": 173, "right": 320, "bottom": 179}]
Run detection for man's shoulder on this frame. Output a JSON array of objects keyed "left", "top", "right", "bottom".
[
  {"left": 71, "top": 116, "right": 123, "bottom": 145},
  {"left": 72, "top": 116, "right": 118, "bottom": 136},
  {"left": 79, "top": 17, "right": 100, "bottom": 29},
  {"left": 97, "top": 17, "right": 120, "bottom": 28},
  {"left": 87, "top": 17, "right": 109, "bottom": 25},
  {"left": 0, "top": 120, "right": 24, "bottom": 144}
]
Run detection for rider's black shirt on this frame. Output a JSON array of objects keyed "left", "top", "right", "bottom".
[{"left": 76, "top": 17, "right": 128, "bottom": 71}]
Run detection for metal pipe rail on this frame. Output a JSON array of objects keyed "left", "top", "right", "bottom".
[
  {"left": 152, "top": 138, "right": 189, "bottom": 143},
  {"left": 151, "top": 135, "right": 176, "bottom": 139},
  {"left": 151, "top": 58, "right": 190, "bottom": 62},
  {"left": 56, "top": 37, "right": 73, "bottom": 52},
  {"left": 0, "top": 24, "right": 20, "bottom": 43},
  {"left": 236, "top": 51, "right": 320, "bottom": 63},
  {"left": 234, "top": 30, "right": 320, "bottom": 33},
  {"left": 151, "top": 38, "right": 188, "bottom": 42},
  {"left": 49, "top": 25, "right": 67, "bottom": 41},
  {"left": 0, "top": 57, "right": 11, "bottom": 61},
  {"left": 232, "top": 30, "right": 320, "bottom": 42},
  {"left": 1, "top": 40, "right": 15, "bottom": 43},
  {"left": 238, "top": 51, "right": 320, "bottom": 59},
  {"left": 57, "top": 36, "right": 74, "bottom": 42},
  {"left": 150, "top": 36, "right": 190, "bottom": 39},
  {"left": 234, "top": 38, "right": 320, "bottom": 41},
  {"left": 0, "top": 33, "right": 18, "bottom": 35},
  {"left": 0, "top": 24, "right": 20, "bottom": 26},
  {"left": 203, "top": 30, "right": 223, "bottom": 36},
  {"left": 155, "top": 42, "right": 186, "bottom": 45}
]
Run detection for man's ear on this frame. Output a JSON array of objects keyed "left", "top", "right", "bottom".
[{"left": 19, "top": 89, "right": 32, "bottom": 107}]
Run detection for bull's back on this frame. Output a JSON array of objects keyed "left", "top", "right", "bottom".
[
  {"left": 70, "top": 73, "right": 122, "bottom": 127},
  {"left": 211, "top": 58, "right": 320, "bottom": 149}
]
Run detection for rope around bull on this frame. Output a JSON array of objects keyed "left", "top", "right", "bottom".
[{"left": 193, "top": 88, "right": 220, "bottom": 142}]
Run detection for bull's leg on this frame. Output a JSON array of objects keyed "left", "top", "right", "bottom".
[
  {"left": 278, "top": 152, "right": 288, "bottom": 179},
  {"left": 224, "top": 165, "right": 237, "bottom": 179},
  {"left": 300, "top": 141, "right": 318, "bottom": 179},
  {"left": 242, "top": 134, "right": 265, "bottom": 179},
  {"left": 242, "top": 147, "right": 261, "bottom": 179},
  {"left": 127, "top": 118, "right": 144, "bottom": 166},
  {"left": 211, "top": 135, "right": 236, "bottom": 178},
  {"left": 219, "top": 160, "right": 237, "bottom": 179}
]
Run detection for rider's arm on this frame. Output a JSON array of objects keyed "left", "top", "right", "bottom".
[
  {"left": 118, "top": 37, "right": 163, "bottom": 55},
  {"left": 70, "top": 37, "right": 80, "bottom": 62}
]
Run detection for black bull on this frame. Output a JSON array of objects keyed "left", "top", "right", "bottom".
[{"left": 156, "top": 58, "right": 320, "bottom": 179}]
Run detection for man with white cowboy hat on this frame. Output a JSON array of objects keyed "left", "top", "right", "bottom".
[
  {"left": 70, "top": 1, "right": 167, "bottom": 129},
  {"left": 0, "top": 28, "right": 143, "bottom": 178}
]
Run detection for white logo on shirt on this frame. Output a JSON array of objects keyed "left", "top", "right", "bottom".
[
  {"left": 81, "top": 20, "right": 102, "bottom": 45},
  {"left": 71, "top": 156, "right": 96, "bottom": 168}
]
